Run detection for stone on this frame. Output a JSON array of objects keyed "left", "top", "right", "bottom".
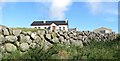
[
  {"left": 41, "top": 30, "right": 46, "bottom": 35},
  {"left": 51, "top": 32, "right": 57, "bottom": 38},
  {"left": 0, "top": 25, "right": 7, "bottom": 33},
  {"left": 70, "top": 39, "right": 83, "bottom": 48},
  {"left": 31, "top": 32, "right": 36, "bottom": 39},
  {"left": 43, "top": 40, "right": 53, "bottom": 51},
  {"left": 3, "top": 28, "right": 9, "bottom": 35},
  {"left": 30, "top": 43, "right": 36, "bottom": 49},
  {"left": 4, "top": 43, "right": 17, "bottom": 52},
  {"left": 58, "top": 31, "right": 63, "bottom": 35},
  {"left": 14, "top": 41, "right": 20, "bottom": 47},
  {"left": 19, "top": 34, "right": 26, "bottom": 43},
  {"left": 5, "top": 35, "right": 18, "bottom": 42},
  {"left": 59, "top": 36, "right": 64, "bottom": 42},
  {"left": 27, "top": 31, "right": 32, "bottom": 35},
  {"left": 19, "top": 43, "right": 29, "bottom": 52},
  {"left": 0, "top": 35, "right": 6, "bottom": 44},
  {"left": 20, "top": 34, "right": 32, "bottom": 44},
  {"left": 69, "top": 34, "right": 73, "bottom": 38},
  {"left": 33, "top": 36, "right": 41, "bottom": 43},
  {"left": 0, "top": 45, "right": 5, "bottom": 53},
  {"left": 51, "top": 37, "right": 59, "bottom": 43},
  {"left": 73, "top": 32, "right": 77, "bottom": 36},
  {"left": 13, "top": 30, "right": 21, "bottom": 36},
  {"left": 45, "top": 34, "right": 51, "bottom": 40},
  {"left": 9, "top": 28, "right": 13, "bottom": 35}
]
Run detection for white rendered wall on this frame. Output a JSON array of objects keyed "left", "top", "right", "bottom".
[
  {"left": 31, "top": 24, "right": 68, "bottom": 31},
  {"left": 31, "top": 25, "right": 49, "bottom": 29},
  {"left": 105, "top": 30, "right": 111, "bottom": 33},
  {"left": 58, "top": 25, "right": 68, "bottom": 31}
]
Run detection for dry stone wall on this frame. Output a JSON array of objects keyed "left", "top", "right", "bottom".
[{"left": 0, "top": 25, "right": 117, "bottom": 54}]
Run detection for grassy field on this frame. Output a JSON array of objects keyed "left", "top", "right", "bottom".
[{"left": 10, "top": 28, "right": 43, "bottom": 32}]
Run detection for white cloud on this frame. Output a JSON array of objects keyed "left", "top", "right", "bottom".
[
  {"left": 50, "top": 0, "right": 72, "bottom": 19},
  {"left": 87, "top": 0, "right": 118, "bottom": 16}
]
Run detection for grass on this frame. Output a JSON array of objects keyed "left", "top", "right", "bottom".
[
  {"left": 1, "top": 40, "right": 120, "bottom": 60},
  {"left": 10, "top": 28, "right": 43, "bottom": 32}
]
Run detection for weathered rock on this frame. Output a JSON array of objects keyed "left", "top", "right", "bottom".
[
  {"left": 0, "top": 25, "right": 7, "bottom": 33},
  {"left": 14, "top": 41, "right": 20, "bottom": 47},
  {"left": 69, "top": 34, "right": 73, "bottom": 38},
  {"left": 0, "top": 35, "right": 6, "bottom": 44},
  {"left": 19, "top": 43, "right": 29, "bottom": 52},
  {"left": 30, "top": 43, "right": 36, "bottom": 49},
  {"left": 59, "top": 36, "right": 64, "bottom": 42},
  {"left": 4, "top": 43, "right": 17, "bottom": 52},
  {"left": 27, "top": 31, "right": 32, "bottom": 35},
  {"left": 43, "top": 40, "right": 53, "bottom": 51},
  {"left": 19, "top": 34, "right": 26, "bottom": 43},
  {"left": 51, "top": 32, "right": 57, "bottom": 38},
  {"left": 33, "top": 36, "right": 41, "bottom": 43},
  {"left": 41, "top": 30, "right": 46, "bottom": 35},
  {"left": 13, "top": 30, "right": 21, "bottom": 36},
  {"left": 51, "top": 37, "right": 59, "bottom": 43},
  {"left": 31, "top": 32, "right": 37, "bottom": 39},
  {"left": 25, "top": 35, "right": 32, "bottom": 44},
  {"left": 3, "top": 28, "right": 9, "bottom": 35},
  {"left": 45, "top": 34, "right": 51, "bottom": 40},
  {"left": 5, "top": 35, "right": 18, "bottom": 42},
  {"left": 0, "top": 45, "right": 5, "bottom": 53}
]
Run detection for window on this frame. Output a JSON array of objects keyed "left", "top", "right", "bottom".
[
  {"left": 100, "top": 30, "right": 105, "bottom": 33},
  {"left": 45, "top": 27, "right": 47, "bottom": 29},
  {"left": 63, "top": 27, "right": 65, "bottom": 30},
  {"left": 59, "top": 27, "right": 61, "bottom": 30},
  {"left": 35, "top": 27, "right": 37, "bottom": 28},
  {"left": 38, "top": 27, "right": 40, "bottom": 29}
]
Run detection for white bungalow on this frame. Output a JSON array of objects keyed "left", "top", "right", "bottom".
[{"left": 31, "top": 20, "right": 68, "bottom": 31}]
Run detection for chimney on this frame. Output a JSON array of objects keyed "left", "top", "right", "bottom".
[
  {"left": 65, "top": 19, "right": 68, "bottom": 23},
  {"left": 43, "top": 20, "right": 46, "bottom": 23}
]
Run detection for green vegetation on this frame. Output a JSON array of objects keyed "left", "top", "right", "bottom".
[
  {"left": 2, "top": 40, "right": 120, "bottom": 60},
  {"left": 10, "top": 28, "right": 43, "bottom": 32}
]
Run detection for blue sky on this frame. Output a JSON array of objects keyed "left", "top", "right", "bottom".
[{"left": 0, "top": 0, "right": 118, "bottom": 32}]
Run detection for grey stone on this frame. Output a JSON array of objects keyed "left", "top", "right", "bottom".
[
  {"left": 33, "top": 36, "right": 41, "bottom": 43},
  {"left": 5, "top": 35, "right": 18, "bottom": 42},
  {"left": 51, "top": 37, "right": 59, "bottom": 43},
  {"left": 19, "top": 34, "right": 26, "bottom": 43},
  {"left": 0, "top": 25, "right": 7, "bottom": 33},
  {"left": 0, "top": 35, "right": 6, "bottom": 44},
  {"left": 41, "top": 30, "right": 46, "bottom": 35},
  {"left": 43, "top": 40, "right": 53, "bottom": 51},
  {"left": 69, "top": 34, "right": 73, "bottom": 38},
  {"left": 30, "top": 43, "right": 36, "bottom": 49},
  {"left": 59, "top": 36, "right": 64, "bottom": 42},
  {"left": 0, "top": 45, "right": 5, "bottom": 53},
  {"left": 27, "top": 31, "right": 32, "bottom": 35},
  {"left": 4, "top": 43, "right": 17, "bottom": 52},
  {"left": 45, "top": 34, "right": 51, "bottom": 40},
  {"left": 31, "top": 32, "right": 36, "bottom": 39},
  {"left": 19, "top": 43, "right": 29, "bottom": 52},
  {"left": 3, "top": 28, "right": 9, "bottom": 35},
  {"left": 13, "top": 30, "right": 21, "bottom": 36},
  {"left": 14, "top": 41, "right": 20, "bottom": 47}
]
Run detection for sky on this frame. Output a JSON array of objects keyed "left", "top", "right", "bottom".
[{"left": 0, "top": 0, "right": 119, "bottom": 32}]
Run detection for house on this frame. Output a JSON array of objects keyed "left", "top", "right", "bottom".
[
  {"left": 93, "top": 27, "right": 112, "bottom": 33},
  {"left": 68, "top": 28, "right": 77, "bottom": 31},
  {"left": 31, "top": 20, "right": 68, "bottom": 31}
]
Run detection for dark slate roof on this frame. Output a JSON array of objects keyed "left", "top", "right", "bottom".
[{"left": 31, "top": 21, "right": 68, "bottom": 26}]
